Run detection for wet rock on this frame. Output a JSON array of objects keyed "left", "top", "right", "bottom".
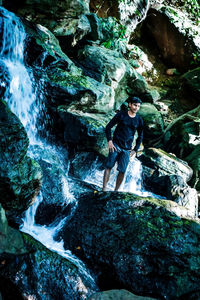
[
  {"left": 60, "top": 191, "right": 200, "bottom": 300},
  {"left": 0, "top": 204, "right": 27, "bottom": 255},
  {"left": 85, "top": 13, "right": 103, "bottom": 42},
  {"left": 142, "top": 172, "right": 198, "bottom": 217},
  {"left": 56, "top": 105, "right": 110, "bottom": 155},
  {"left": 143, "top": 6, "right": 200, "bottom": 70},
  {"left": 88, "top": 289, "right": 157, "bottom": 300},
  {"left": 139, "top": 148, "right": 193, "bottom": 182},
  {"left": 0, "top": 101, "right": 42, "bottom": 214},
  {"left": 0, "top": 231, "right": 98, "bottom": 300},
  {"left": 69, "top": 151, "right": 105, "bottom": 180},
  {"left": 4, "top": 0, "right": 90, "bottom": 44}
]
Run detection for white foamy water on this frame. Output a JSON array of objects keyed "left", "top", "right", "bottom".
[{"left": 84, "top": 156, "right": 162, "bottom": 198}]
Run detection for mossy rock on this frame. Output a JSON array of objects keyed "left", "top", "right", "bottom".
[
  {"left": 0, "top": 230, "right": 97, "bottom": 299},
  {"left": 59, "top": 191, "right": 200, "bottom": 299}
]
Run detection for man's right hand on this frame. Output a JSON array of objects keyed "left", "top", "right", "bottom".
[{"left": 108, "top": 140, "right": 117, "bottom": 152}]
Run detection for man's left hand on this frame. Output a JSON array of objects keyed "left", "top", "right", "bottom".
[{"left": 130, "top": 150, "right": 136, "bottom": 159}]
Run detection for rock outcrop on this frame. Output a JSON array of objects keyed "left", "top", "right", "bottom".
[
  {"left": 143, "top": 6, "right": 200, "bottom": 70},
  {"left": 0, "top": 205, "right": 97, "bottom": 299},
  {"left": 59, "top": 191, "right": 200, "bottom": 300},
  {"left": 0, "top": 100, "right": 42, "bottom": 215}
]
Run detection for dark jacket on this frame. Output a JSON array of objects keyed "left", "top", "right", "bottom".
[{"left": 105, "top": 110, "right": 143, "bottom": 151}]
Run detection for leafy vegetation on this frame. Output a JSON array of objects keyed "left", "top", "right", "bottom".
[
  {"left": 100, "top": 17, "right": 128, "bottom": 52},
  {"left": 181, "top": 0, "right": 200, "bottom": 24}
]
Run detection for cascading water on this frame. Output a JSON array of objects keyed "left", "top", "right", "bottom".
[{"left": 0, "top": 6, "right": 96, "bottom": 285}]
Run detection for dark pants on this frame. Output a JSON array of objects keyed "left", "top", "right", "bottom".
[{"left": 105, "top": 143, "right": 130, "bottom": 173}]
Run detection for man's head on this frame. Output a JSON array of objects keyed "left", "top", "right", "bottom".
[{"left": 127, "top": 96, "right": 142, "bottom": 113}]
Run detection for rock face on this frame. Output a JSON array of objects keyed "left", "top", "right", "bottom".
[
  {"left": 140, "top": 148, "right": 193, "bottom": 182},
  {"left": 89, "top": 289, "right": 157, "bottom": 300},
  {"left": 138, "top": 103, "right": 164, "bottom": 146},
  {"left": 163, "top": 105, "right": 200, "bottom": 158},
  {"left": 77, "top": 45, "right": 135, "bottom": 104},
  {"left": 3, "top": 0, "right": 90, "bottom": 41},
  {"left": 0, "top": 204, "right": 27, "bottom": 255},
  {"left": 0, "top": 101, "right": 42, "bottom": 214},
  {"left": 59, "top": 191, "right": 200, "bottom": 300},
  {"left": 0, "top": 205, "right": 97, "bottom": 299},
  {"left": 163, "top": 105, "right": 200, "bottom": 192},
  {"left": 139, "top": 147, "right": 198, "bottom": 216},
  {"left": 90, "top": 0, "right": 150, "bottom": 34},
  {"left": 143, "top": 6, "right": 200, "bottom": 70}
]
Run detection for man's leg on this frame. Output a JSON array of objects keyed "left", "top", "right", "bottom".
[
  {"left": 115, "top": 150, "right": 129, "bottom": 191},
  {"left": 103, "top": 168, "right": 111, "bottom": 191},
  {"left": 114, "top": 171, "right": 125, "bottom": 191},
  {"left": 103, "top": 148, "right": 118, "bottom": 191}
]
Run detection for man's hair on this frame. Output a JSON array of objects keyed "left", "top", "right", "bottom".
[{"left": 127, "top": 96, "right": 142, "bottom": 104}]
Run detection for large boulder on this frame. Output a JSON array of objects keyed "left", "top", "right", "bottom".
[
  {"left": 139, "top": 148, "right": 193, "bottom": 182},
  {"left": 3, "top": 0, "right": 90, "bottom": 44},
  {"left": 89, "top": 289, "right": 157, "bottom": 300},
  {"left": 137, "top": 103, "right": 165, "bottom": 146},
  {"left": 163, "top": 105, "right": 200, "bottom": 158},
  {"left": 139, "top": 148, "right": 198, "bottom": 216},
  {"left": 0, "top": 204, "right": 27, "bottom": 255},
  {"left": 0, "top": 101, "right": 42, "bottom": 214},
  {"left": 0, "top": 205, "right": 97, "bottom": 299},
  {"left": 56, "top": 105, "right": 109, "bottom": 155},
  {"left": 59, "top": 191, "right": 200, "bottom": 300},
  {"left": 143, "top": 6, "right": 200, "bottom": 70},
  {"left": 77, "top": 45, "right": 135, "bottom": 104}
]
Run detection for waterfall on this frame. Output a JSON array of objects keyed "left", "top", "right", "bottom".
[{"left": 0, "top": 6, "right": 96, "bottom": 286}]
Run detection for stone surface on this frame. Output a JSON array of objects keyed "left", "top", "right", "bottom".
[
  {"left": 0, "top": 101, "right": 42, "bottom": 214},
  {"left": 77, "top": 45, "right": 135, "bottom": 105},
  {"left": 143, "top": 6, "right": 200, "bottom": 70},
  {"left": 137, "top": 103, "right": 164, "bottom": 146},
  {"left": 59, "top": 191, "right": 200, "bottom": 300},
  {"left": 0, "top": 204, "right": 27, "bottom": 255},
  {"left": 139, "top": 148, "right": 193, "bottom": 182},
  {"left": 88, "top": 289, "right": 157, "bottom": 300},
  {"left": 4, "top": 0, "right": 90, "bottom": 43},
  {"left": 56, "top": 105, "right": 109, "bottom": 155},
  {"left": 163, "top": 105, "right": 200, "bottom": 158},
  {"left": 90, "top": 0, "right": 150, "bottom": 35},
  {"left": 142, "top": 172, "right": 198, "bottom": 217},
  {"left": 0, "top": 232, "right": 97, "bottom": 299}
]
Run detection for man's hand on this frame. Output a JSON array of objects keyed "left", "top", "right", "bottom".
[
  {"left": 108, "top": 140, "right": 117, "bottom": 152},
  {"left": 130, "top": 150, "right": 136, "bottom": 159}
]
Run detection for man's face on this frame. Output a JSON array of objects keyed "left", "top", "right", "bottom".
[{"left": 128, "top": 102, "right": 141, "bottom": 113}]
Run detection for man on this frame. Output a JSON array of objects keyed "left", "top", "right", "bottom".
[{"left": 103, "top": 96, "right": 143, "bottom": 191}]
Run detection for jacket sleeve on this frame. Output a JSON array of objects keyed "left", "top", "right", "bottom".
[
  {"left": 105, "top": 112, "right": 121, "bottom": 142},
  {"left": 133, "top": 117, "right": 143, "bottom": 152}
]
